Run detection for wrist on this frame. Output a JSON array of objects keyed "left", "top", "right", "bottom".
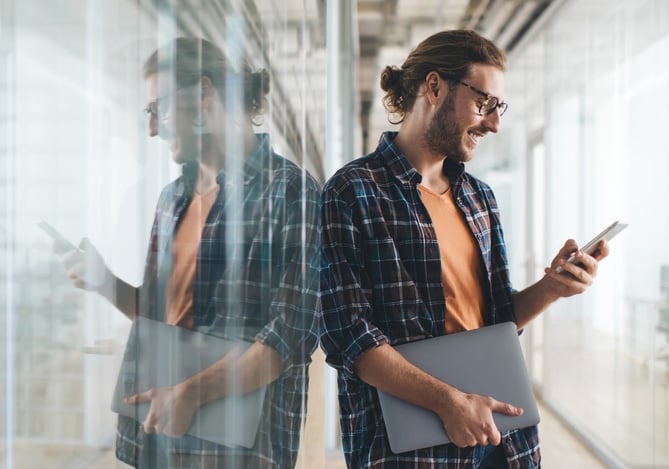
[
  {"left": 538, "top": 274, "right": 562, "bottom": 303},
  {"left": 427, "top": 381, "right": 461, "bottom": 416},
  {"left": 95, "top": 267, "right": 114, "bottom": 295},
  {"left": 432, "top": 386, "right": 470, "bottom": 429},
  {"left": 177, "top": 376, "right": 207, "bottom": 408}
]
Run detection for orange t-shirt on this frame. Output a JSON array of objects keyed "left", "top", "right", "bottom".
[
  {"left": 165, "top": 186, "right": 219, "bottom": 329},
  {"left": 417, "top": 184, "right": 485, "bottom": 333}
]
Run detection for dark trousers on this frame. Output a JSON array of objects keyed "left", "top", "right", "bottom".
[{"left": 477, "top": 444, "right": 509, "bottom": 469}]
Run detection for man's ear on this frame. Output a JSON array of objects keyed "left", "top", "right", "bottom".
[
  {"left": 425, "top": 71, "right": 442, "bottom": 104},
  {"left": 199, "top": 76, "right": 215, "bottom": 108}
]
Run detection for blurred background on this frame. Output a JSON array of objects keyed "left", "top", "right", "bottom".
[{"left": 1, "top": 0, "right": 667, "bottom": 467}]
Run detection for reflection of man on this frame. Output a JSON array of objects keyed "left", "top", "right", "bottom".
[
  {"left": 320, "top": 30, "right": 608, "bottom": 468},
  {"left": 59, "top": 38, "right": 320, "bottom": 468}
]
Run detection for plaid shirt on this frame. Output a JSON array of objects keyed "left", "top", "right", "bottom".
[
  {"left": 320, "top": 132, "right": 540, "bottom": 468},
  {"left": 116, "top": 134, "right": 321, "bottom": 468}
]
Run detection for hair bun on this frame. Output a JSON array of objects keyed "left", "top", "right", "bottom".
[
  {"left": 250, "top": 69, "right": 270, "bottom": 95},
  {"left": 380, "top": 65, "right": 402, "bottom": 92},
  {"left": 245, "top": 68, "right": 271, "bottom": 122}
]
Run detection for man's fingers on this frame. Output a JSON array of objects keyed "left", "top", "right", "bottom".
[
  {"left": 560, "top": 239, "right": 578, "bottom": 256},
  {"left": 143, "top": 410, "right": 157, "bottom": 434},
  {"left": 489, "top": 398, "right": 523, "bottom": 417},
  {"left": 560, "top": 259, "right": 594, "bottom": 284},
  {"left": 545, "top": 266, "right": 589, "bottom": 292},
  {"left": 61, "top": 251, "right": 83, "bottom": 271},
  {"left": 124, "top": 388, "right": 153, "bottom": 405},
  {"left": 592, "top": 240, "right": 610, "bottom": 261},
  {"left": 450, "top": 432, "right": 477, "bottom": 448},
  {"left": 489, "top": 430, "right": 502, "bottom": 446}
]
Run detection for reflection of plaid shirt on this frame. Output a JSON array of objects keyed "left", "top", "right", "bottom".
[
  {"left": 116, "top": 134, "right": 321, "bottom": 468},
  {"left": 320, "top": 132, "right": 540, "bottom": 468}
]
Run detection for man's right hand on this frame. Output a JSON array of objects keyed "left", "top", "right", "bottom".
[
  {"left": 353, "top": 343, "right": 525, "bottom": 449},
  {"left": 435, "top": 388, "right": 523, "bottom": 448}
]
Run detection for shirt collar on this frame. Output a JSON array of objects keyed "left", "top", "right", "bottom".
[
  {"left": 175, "top": 133, "right": 271, "bottom": 196},
  {"left": 377, "top": 132, "right": 421, "bottom": 186},
  {"left": 215, "top": 132, "right": 271, "bottom": 187},
  {"left": 377, "top": 131, "right": 467, "bottom": 185}
]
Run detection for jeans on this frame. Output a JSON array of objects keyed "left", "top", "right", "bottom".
[
  {"left": 137, "top": 434, "right": 170, "bottom": 469},
  {"left": 475, "top": 443, "right": 509, "bottom": 469}
]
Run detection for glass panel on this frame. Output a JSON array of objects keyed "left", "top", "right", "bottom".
[
  {"left": 498, "top": 0, "right": 669, "bottom": 466},
  {"left": 1, "top": 1, "right": 325, "bottom": 467}
]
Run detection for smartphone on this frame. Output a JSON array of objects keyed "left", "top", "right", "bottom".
[
  {"left": 37, "top": 220, "right": 78, "bottom": 254},
  {"left": 555, "top": 220, "right": 628, "bottom": 273}
]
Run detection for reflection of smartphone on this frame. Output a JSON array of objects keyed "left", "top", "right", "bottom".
[
  {"left": 555, "top": 220, "right": 628, "bottom": 273},
  {"left": 37, "top": 220, "right": 78, "bottom": 254}
]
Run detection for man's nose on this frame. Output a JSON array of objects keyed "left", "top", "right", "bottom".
[
  {"left": 482, "top": 108, "right": 501, "bottom": 133},
  {"left": 148, "top": 114, "right": 158, "bottom": 137}
]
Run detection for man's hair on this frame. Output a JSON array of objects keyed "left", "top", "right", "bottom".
[
  {"left": 380, "top": 30, "right": 506, "bottom": 122},
  {"left": 143, "top": 37, "right": 270, "bottom": 120}
]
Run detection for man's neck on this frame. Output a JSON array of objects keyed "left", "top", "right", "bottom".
[
  {"left": 394, "top": 129, "right": 450, "bottom": 194},
  {"left": 194, "top": 127, "right": 259, "bottom": 194}
]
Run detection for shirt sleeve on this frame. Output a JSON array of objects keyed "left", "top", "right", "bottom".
[
  {"left": 255, "top": 172, "right": 321, "bottom": 368},
  {"left": 319, "top": 176, "right": 389, "bottom": 375}
]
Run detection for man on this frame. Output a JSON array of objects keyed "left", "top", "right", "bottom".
[
  {"left": 320, "top": 30, "right": 608, "bottom": 468},
  {"left": 60, "top": 38, "right": 320, "bottom": 468}
]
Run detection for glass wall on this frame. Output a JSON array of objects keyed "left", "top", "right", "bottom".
[
  {"left": 1, "top": 0, "right": 326, "bottom": 467},
  {"left": 3, "top": 0, "right": 669, "bottom": 468},
  {"left": 484, "top": 0, "right": 669, "bottom": 466}
]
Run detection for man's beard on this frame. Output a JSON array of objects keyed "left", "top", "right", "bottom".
[{"left": 423, "top": 93, "right": 471, "bottom": 162}]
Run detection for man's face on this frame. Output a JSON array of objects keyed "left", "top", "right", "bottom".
[
  {"left": 144, "top": 72, "right": 200, "bottom": 165},
  {"left": 424, "top": 63, "right": 505, "bottom": 163}
]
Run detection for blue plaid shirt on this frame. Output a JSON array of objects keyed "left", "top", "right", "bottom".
[
  {"left": 320, "top": 132, "right": 540, "bottom": 468},
  {"left": 116, "top": 134, "right": 321, "bottom": 468}
]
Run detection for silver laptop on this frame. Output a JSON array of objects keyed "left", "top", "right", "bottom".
[
  {"left": 377, "top": 321, "right": 540, "bottom": 454},
  {"left": 111, "top": 317, "right": 266, "bottom": 448}
]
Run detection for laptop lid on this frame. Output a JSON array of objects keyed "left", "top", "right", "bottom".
[
  {"left": 111, "top": 316, "right": 266, "bottom": 448},
  {"left": 377, "top": 321, "right": 540, "bottom": 454}
]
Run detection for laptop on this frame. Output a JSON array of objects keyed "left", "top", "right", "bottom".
[
  {"left": 377, "top": 321, "right": 540, "bottom": 454},
  {"left": 111, "top": 316, "right": 266, "bottom": 448}
]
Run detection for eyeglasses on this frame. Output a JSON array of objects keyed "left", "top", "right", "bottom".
[
  {"left": 143, "top": 92, "right": 175, "bottom": 119},
  {"left": 143, "top": 86, "right": 189, "bottom": 119},
  {"left": 143, "top": 100, "right": 163, "bottom": 119},
  {"left": 458, "top": 81, "right": 508, "bottom": 117}
]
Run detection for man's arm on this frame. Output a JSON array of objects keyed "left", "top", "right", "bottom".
[
  {"left": 513, "top": 239, "right": 609, "bottom": 329},
  {"left": 96, "top": 273, "right": 139, "bottom": 320},
  {"left": 353, "top": 343, "right": 523, "bottom": 448}
]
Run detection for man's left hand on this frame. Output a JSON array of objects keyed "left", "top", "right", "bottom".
[{"left": 543, "top": 238, "right": 610, "bottom": 298}]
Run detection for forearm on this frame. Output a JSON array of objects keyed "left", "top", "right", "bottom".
[
  {"left": 353, "top": 343, "right": 458, "bottom": 414},
  {"left": 512, "top": 276, "right": 560, "bottom": 329},
  {"left": 180, "top": 341, "right": 284, "bottom": 407},
  {"left": 97, "top": 272, "right": 139, "bottom": 320}
]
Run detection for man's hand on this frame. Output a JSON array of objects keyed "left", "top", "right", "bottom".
[
  {"left": 124, "top": 383, "right": 200, "bottom": 438},
  {"left": 543, "top": 239, "right": 609, "bottom": 298},
  {"left": 60, "top": 238, "right": 111, "bottom": 292},
  {"left": 513, "top": 238, "right": 611, "bottom": 328},
  {"left": 434, "top": 389, "right": 523, "bottom": 448}
]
